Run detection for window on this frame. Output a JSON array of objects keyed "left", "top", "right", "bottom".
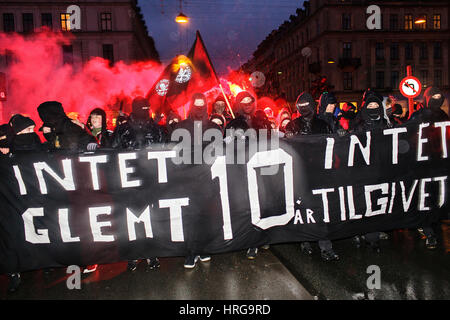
[
  {"left": 390, "top": 43, "right": 399, "bottom": 60},
  {"left": 420, "top": 70, "right": 428, "bottom": 86},
  {"left": 22, "top": 13, "right": 34, "bottom": 33},
  {"left": 434, "top": 70, "right": 442, "bottom": 87},
  {"left": 100, "top": 13, "right": 112, "bottom": 31},
  {"left": 343, "top": 42, "right": 352, "bottom": 59},
  {"left": 102, "top": 44, "right": 114, "bottom": 66},
  {"left": 375, "top": 42, "right": 384, "bottom": 60},
  {"left": 416, "top": 15, "right": 426, "bottom": 30},
  {"left": 3, "top": 13, "right": 15, "bottom": 32},
  {"left": 342, "top": 13, "right": 351, "bottom": 30},
  {"left": 343, "top": 72, "right": 352, "bottom": 90},
  {"left": 41, "top": 13, "right": 52, "bottom": 29},
  {"left": 419, "top": 42, "right": 428, "bottom": 60},
  {"left": 391, "top": 71, "right": 399, "bottom": 89},
  {"left": 433, "top": 42, "right": 442, "bottom": 60},
  {"left": 405, "top": 43, "right": 413, "bottom": 60},
  {"left": 432, "top": 14, "right": 441, "bottom": 29},
  {"left": 389, "top": 14, "right": 398, "bottom": 31},
  {"left": 62, "top": 45, "right": 73, "bottom": 65},
  {"left": 376, "top": 71, "right": 384, "bottom": 89},
  {"left": 60, "top": 13, "right": 71, "bottom": 31},
  {"left": 404, "top": 14, "right": 413, "bottom": 30}
]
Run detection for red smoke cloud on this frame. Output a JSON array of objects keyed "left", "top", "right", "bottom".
[{"left": 0, "top": 30, "right": 162, "bottom": 128}]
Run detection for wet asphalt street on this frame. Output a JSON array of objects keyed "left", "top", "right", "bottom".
[{"left": 0, "top": 222, "right": 448, "bottom": 300}]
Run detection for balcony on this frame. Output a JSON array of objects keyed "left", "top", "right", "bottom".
[{"left": 338, "top": 57, "right": 361, "bottom": 71}]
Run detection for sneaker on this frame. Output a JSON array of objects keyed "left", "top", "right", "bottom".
[
  {"left": 199, "top": 255, "right": 211, "bottom": 262},
  {"left": 83, "top": 264, "right": 98, "bottom": 274},
  {"left": 425, "top": 236, "right": 437, "bottom": 250},
  {"left": 127, "top": 260, "right": 138, "bottom": 272},
  {"left": 246, "top": 248, "right": 258, "bottom": 260},
  {"left": 145, "top": 258, "right": 160, "bottom": 271},
  {"left": 184, "top": 255, "right": 199, "bottom": 269},
  {"left": 8, "top": 273, "right": 21, "bottom": 293},
  {"left": 321, "top": 249, "right": 339, "bottom": 261},
  {"left": 300, "top": 242, "right": 313, "bottom": 255},
  {"left": 261, "top": 244, "right": 270, "bottom": 250}
]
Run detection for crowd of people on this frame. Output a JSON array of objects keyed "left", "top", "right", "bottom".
[{"left": 0, "top": 85, "right": 447, "bottom": 293}]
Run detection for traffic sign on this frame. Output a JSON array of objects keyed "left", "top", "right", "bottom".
[{"left": 399, "top": 76, "right": 422, "bottom": 99}]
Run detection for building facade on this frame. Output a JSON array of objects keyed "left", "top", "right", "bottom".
[
  {"left": 0, "top": 0, "right": 159, "bottom": 68},
  {"left": 242, "top": 0, "right": 449, "bottom": 111}
]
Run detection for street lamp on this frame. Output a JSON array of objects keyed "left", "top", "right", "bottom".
[
  {"left": 175, "top": 13, "right": 189, "bottom": 24},
  {"left": 414, "top": 16, "right": 426, "bottom": 24}
]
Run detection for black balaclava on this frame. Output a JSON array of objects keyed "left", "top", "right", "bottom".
[
  {"left": 188, "top": 92, "right": 208, "bottom": 121},
  {"left": 37, "top": 101, "right": 68, "bottom": 132},
  {"left": 361, "top": 94, "right": 384, "bottom": 122},
  {"left": 12, "top": 132, "right": 41, "bottom": 151},
  {"left": 424, "top": 87, "right": 445, "bottom": 110},
  {"left": 295, "top": 92, "right": 316, "bottom": 123},
  {"left": 131, "top": 96, "right": 151, "bottom": 121},
  {"left": 317, "top": 92, "right": 338, "bottom": 131},
  {"left": 9, "top": 114, "right": 35, "bottom": 135},
  {"left": 213, "top": 95, "right": 227, "bottom": 115},
  {"left": 234, "top": 91, "right": 256, "bottom": 117}
]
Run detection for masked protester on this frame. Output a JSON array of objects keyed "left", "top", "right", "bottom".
[
  {"left": 409, "top": 86, "right": 448, "bottom": 123},
  {"left": 284, "top": 92, "right": 340, "bottom": 261},
  {"left": 165, "top": 110, "right": 182, "bottom": 135},
  {"left": 86, "top": 108, "right": 112, "bottom": 148},
  {"left": 334, "top": 102, "right": 357, "bottom": 131},
  {"left": 0, "top": 124, "right": 13, "bottom": 157},
  {"left": 171, "top": 93, "right": 220, "bottom": 269},
  {"left": 348, "top": 91, "right": 388, "bottom": 253},
  {"left": 277, "top": 108, "right": 292, "bottom": 133},
  {"left": 111, "top": 96, "right": 167, "bottom": 150},
  {"left": 209, "top": 113, "right": 226, "bottom": 133},
  {"left": 317, "top": 92, "right": 347, "bottom": 136},
  {"left": 212, "top": 95, "right": 232, "bottom": 123},
  {"left": 9, "top": 114, "right": 42, "bottom": 154},
  {"left": 37, "top": 101, "right": 97, "bottom": 152}
]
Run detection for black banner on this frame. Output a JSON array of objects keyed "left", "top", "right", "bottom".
[{"left": 0, "top": 121, "right": 449, "bottom": 273}]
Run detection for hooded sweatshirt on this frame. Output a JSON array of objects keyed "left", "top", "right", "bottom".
[
  {"left": 408, "top": 87, "right": 448, "bottom": 123},
  {"left": 350, "top": 93, "right": 387, "bottom": 132}
]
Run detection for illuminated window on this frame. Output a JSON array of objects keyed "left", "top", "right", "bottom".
[
  {"left": 432, "top": 14, "right": 441, "bottom": 29},
  {"left": 416, "top": 15, "right": 426, "bottom": 30},
  {"left": 100, "top": 13, "right": 112, "bottom": 31},
  {"left": 3, "top": 13, "right": 15, "bottom": 32},
  {"left": 404, "top": 14, "right": 413, "bottom": 30},
  {"left": 60, "top": 13, "right": 71, "bottom": 31}
]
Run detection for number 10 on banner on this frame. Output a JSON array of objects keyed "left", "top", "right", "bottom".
[{"left": 211, "top": 149, "right": 295, "bottom": 240}]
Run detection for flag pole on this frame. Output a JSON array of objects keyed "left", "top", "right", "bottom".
[{"left": 195, "top": 30, "right": 235, "bottom": 119}]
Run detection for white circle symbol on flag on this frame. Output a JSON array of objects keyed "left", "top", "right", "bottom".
[
  {"left": 175, "top": 66, "right": 192, "bottom": 83},
  {"left": 156, "top": 79, "right": 170, "bottom": 96}
]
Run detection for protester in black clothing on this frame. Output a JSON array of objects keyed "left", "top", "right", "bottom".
[
  {"left": 37, "top": 101, "right": 97, "bottom": 152},
  {"left": 349, "top": 92, "right": 387, "bottom": 253},
  {"left": 389, "top": 103, "right": 408, "bottom": 126},
  {"left": 285, "top": 92, "right": 340, "bottom": 261},
  {"left": 209, "top": 113, "right": 226, "bottom": 133},
  {"left": 212, "top": 94, "right": 233, "bottom": 123},
  {"left": 0, "top": 124, "right": 13, "bottom": 156},
  {"left": 172, "top": 93, "right": 220, "bottom": 269},
  {"left": 409, "top": 86, "right": 448, "bottom": 123},
  {"left": 9, "top": 115, "right": 43, "bottom": 154},
  {"left": 86, "top": 108, "right": 112, "bottom": 148},
  {"left": 111, "top": 96, "right": 164, "bottom": 271},
  {"left": 112, "top": 96, "right": 167, "bottom": 150}
]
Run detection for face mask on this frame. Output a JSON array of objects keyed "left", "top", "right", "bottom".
[
  {"left": 298, "top": 103, "right": 314, "bottom": 122},
  {"left": 428, "top": 97, "right": 444, "bottom": 110},
  {"left": 13, "top": 133, "right": 40, "bottom": 148},
  {"left": 366, "top": 108, "right": 381, "bottom": 120}
]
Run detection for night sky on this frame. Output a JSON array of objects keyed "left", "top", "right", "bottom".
[{"left": 138, "top": 0, "right": 305, "bottom": 76}]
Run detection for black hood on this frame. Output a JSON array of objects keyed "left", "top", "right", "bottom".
[
  {"left": 9, "top": 114, "right": 35, "bottom": 135},
  {"left": 424, "top": 86, "right": 445, "bottom": 110},
  {"left": 37, "top": 101, "right": 68, "bottom": 129},
  {"left": 86, "top": 108, "right": 107, "bottom": 131},
  {"left": 295, "top": 92, "right": 316, "bottom": 123},
  {"left": 361, "top": 94, "right": 384, "bottom": 122},
  {"left": 131, "top": 96, "right": 151, "bottom": 120},
  {"left": 188, "top": 92, "right": 208, "bottom": 121},
  {"left": 234, "top": 91, "right": 256, "bottom": 116}
]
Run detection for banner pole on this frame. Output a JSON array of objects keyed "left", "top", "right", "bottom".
[{"left": 219, "top": 83, "right": 235, "bottom": 119}]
